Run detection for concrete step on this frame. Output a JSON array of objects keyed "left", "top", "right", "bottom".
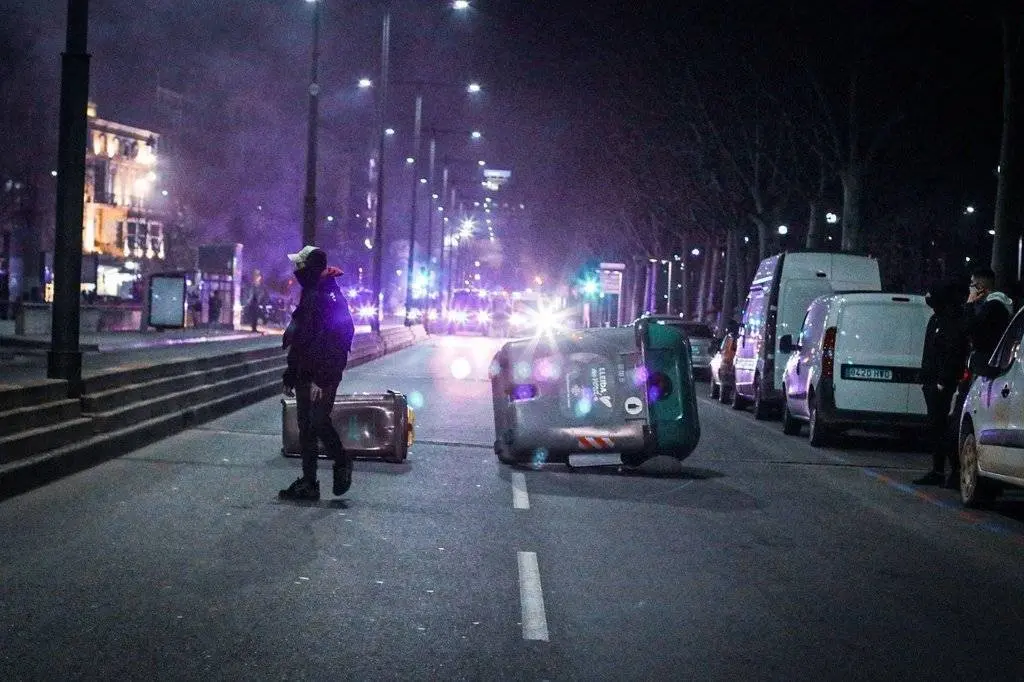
[
  {"left": 0, "top": 379, "right": 282, "bottom": 500},
  {"left": 80, "top": 345, "right": 284, "bottom": 395},
  {"left": 85, "top": 362, "right": 286, "bottom": 434},
  {"left": 80, "top": 354, "right": 285, "bottom": 415},
  {"left": 0, "top": 398, "right": 82, "bottom": 438},
  {"left": 0, "top": 417, "right": 95, "bottom": 466},
  {"left": 0, "top": 380, "right": 69, "bottom": 411}
]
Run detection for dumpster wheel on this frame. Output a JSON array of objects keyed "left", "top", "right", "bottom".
[{"left": 620, "top": 450, "right": 647, "bottom": 468}]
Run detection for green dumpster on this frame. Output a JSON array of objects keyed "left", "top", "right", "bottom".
[{"left": 490, "top": 318, "right": 700, "bottom": 467}]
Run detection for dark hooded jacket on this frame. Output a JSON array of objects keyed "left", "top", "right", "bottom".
[
  {"left": 921, "top": 282, "right": 969, "bottom": 387},
  {"left": 965, "top": 289, "right": 1013, "bottom": 367},
  {"left": 283, "top": 265, "right": 355, "bottom": 388}
]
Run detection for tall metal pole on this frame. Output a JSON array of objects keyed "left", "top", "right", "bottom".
[
  {"left": 445, "top": 188, "right": 458, "bottom": 306},
  {"left": 423, "top": 135, "right": 437, "bottom": 331},
  {"left": 300, "top": 0, "right": 321, "bottom": 247},
  {"left": 437, "top": 162, "right": 449, "bottom": 314},
  {"left": 402, "top": 94, "right": 422, "bottom": 326},
  {"left": 48, "top": 0, "right": 91, "bottom": 396},
  {"left": 370, "top": 12, "right": 390, "bottom": 334}
]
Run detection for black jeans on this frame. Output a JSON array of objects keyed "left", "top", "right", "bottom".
[
  {"left": 295, "top": 378, "right": 347, "bottom": 481},
  {"left": 922, "top": 383, "right": 956, "bottom": 474}
]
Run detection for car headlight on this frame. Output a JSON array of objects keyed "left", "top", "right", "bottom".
[{"left": 477, "top": 311, "right": 491, "bottom": 323}]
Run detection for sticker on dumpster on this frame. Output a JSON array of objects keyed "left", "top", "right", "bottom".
[
  {"left": 591, "top": 365, "right": 613, "bottom": 409},
  {"left": 624, "top": 396, "right": 643, "bottom": 415},
  {"left": 564, "top": 355, "right": 615, "bottom": 419}
]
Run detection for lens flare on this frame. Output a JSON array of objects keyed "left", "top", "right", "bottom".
[
  {"left": 408, "top": 391, "right": 425, "bottom": 410},
  {"left": 513, "top": 361, "right": 532, "bottom": 382},
  {"left": 450, "top": 357, "right": 472, "bottom": 379},
  {"left": 531, "top": 448, "right": 549, "bottom": 469},
  {"left": 574, "top": 397, "right": 593, "bottom": 418}
]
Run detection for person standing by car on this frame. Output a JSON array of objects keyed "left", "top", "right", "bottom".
[
  {"left": 913, "top": 281, "right": 969, "bottom": 486},
  {"left": 279, "top": 246, "right": 355, "bottom": 502},
  {"left": 965, "top": 267, "right": 1013, "bottom": 369}
]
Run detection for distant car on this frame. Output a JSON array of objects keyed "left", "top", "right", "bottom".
[
  {"left": 446, "top": 289, "right": 492, "bottom": 335},
  {"left": 958, "top": 307, "right": 1024, "bottom": 507},
  {"left": 709, "top": 333, "right": 737, "bottom": 402},
  {"left": 638, "top": 315, "right": 716, "bottom": 380}
]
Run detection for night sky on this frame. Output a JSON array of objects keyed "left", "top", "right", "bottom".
[{"left": 0, "top": 0, "right": 1008, "bottom": 288}]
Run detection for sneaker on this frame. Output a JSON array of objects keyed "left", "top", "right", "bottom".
[
  {"left": 333, "top": 457, "right": 353, "bottom": 496},
  {"left": 912, "top": 471, "right": 945, "bottom": 486},
  {"left": 279, "top": 477, "right": 320, "bottom": 501}
]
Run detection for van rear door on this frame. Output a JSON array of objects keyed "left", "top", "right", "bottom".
[{"left": 833, "top": 297, "right": 931, "bottom": 415}]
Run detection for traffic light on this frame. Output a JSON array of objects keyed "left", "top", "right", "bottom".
[{"left": 576, "top": 259, "right": 601, "bottom": 299}]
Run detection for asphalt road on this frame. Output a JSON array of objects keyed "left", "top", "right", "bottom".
[{"left": 1, "top": 335, "right": 1023, "bottom": 681}]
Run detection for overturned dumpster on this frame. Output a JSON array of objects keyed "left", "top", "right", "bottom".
[{"left": 490, "top": 318, "right": 700, "bottom": 468}]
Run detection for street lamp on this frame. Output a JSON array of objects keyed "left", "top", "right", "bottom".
[
  {"left": 453, "top": 0, "right": 470, "bottom": 9},
  {"left": 467, "top": 82, "right": 481, "bottom": 94},
  {"left": 358, "top": 77, "right": 373, "bottom": 89},
  {"left": 48, "top": 0, "right": 91, "bottom": 394},
  {"left": 369, "top": 11, "right": 390, "bottom": 334},
  {"left": 777, "top": 225, "right": 789, "bottom": 235},
  {"left": 301, "top": 0, "right": 322, "bottom": 247}
]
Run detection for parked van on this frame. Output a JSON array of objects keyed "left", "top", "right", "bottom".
[
  {"left": 778, "top": 292, "right": 932, "bottom": 445},
  {"left": 733, "top": 252, "right": 881, "bottom": 418}
]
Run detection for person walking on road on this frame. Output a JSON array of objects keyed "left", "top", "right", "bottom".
[
  {"left": 913, "top": 281, "right": 969, "bottom": 486},
  {"left": 964, "top": 267, "right": 1013, "bottom": 370},
  {"left": 279, "top": 246, "right": 355, "bottom": 502}
]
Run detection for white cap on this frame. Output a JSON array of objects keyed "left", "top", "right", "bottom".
[{"left": 287, "top": 245, "right": 324, "bottom": 269}]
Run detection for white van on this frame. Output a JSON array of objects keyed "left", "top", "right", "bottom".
[
  {"left": 778, "top": 292, "right": 932, "bottom": 445},
  {"left": 732, "top": 252, "right": 882, "bottom": 418}
]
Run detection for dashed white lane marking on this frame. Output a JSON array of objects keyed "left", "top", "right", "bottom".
[
  {"left": 512, "top": 472, "right": 530, "bottom": 509},
  {"left": 517, "top": 551, "right": 549, "bottom": 641}
]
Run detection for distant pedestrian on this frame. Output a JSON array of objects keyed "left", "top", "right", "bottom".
[
  {"left": 279, "top": 245, "right": 355, "bottom": 502},
  {"left": 245, "top": 293, "right": 261, "bottom": 333},
  {"left": 208, "top": 292, "right": 223, "bottom": 327},
  {"left": 913, "top": 281, "right": 969, "bottom": 486}
]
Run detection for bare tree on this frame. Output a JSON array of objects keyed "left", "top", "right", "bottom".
[{"left": 992, "top": 7, "right": 1024, "bottom": 291}]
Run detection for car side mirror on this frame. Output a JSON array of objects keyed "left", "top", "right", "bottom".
[{"left": 779, "top": 334, "right": 800, "bottom": 354}]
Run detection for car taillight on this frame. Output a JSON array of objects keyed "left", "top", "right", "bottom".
[
  {"left": 821, "top": 326, "right": 837, "bottom": 380},
  {"left": 960, "top": 367, "right": 972, "bottom": 384}
]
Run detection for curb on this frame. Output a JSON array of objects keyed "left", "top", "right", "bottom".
[{"left": 0, "top": 326, "right": 425, "bottom": 501}]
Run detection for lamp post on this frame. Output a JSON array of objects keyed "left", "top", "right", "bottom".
[
  {"left": 402, "top": 95, "right": 423, "bottom": 326},
  {"left": 301, "top": 0, "right": 321, "bottom": 247},
  {"left": 48, "top": 0, "right": 91, "bottom": 396},
  {"left": 369, "top": 12, "right": 390, "bottom": 334}
]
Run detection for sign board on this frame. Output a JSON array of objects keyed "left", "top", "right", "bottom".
[
  {"left": 599, "top": 269, "right": 623, "bottom": 296},
  {"left": 148, "top": 273, "right": 187, "bottom": 328},
  {"left": 198, "top": 244, "right": 240, "bottom": 275}
]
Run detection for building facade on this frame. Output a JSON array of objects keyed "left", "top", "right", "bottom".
[{"left": 84, "top": 102, "right": 166, "bottom": 298}]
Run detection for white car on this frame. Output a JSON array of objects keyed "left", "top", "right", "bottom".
[
  {"left": 958, "top": 307, "right": 1024, "bottom": 506},
  {"left": 779, "top": 292, "right": 932, "bottom": 446}
]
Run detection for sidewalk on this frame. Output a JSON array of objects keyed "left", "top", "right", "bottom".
[{"left": 0, "top": 317, "right": 403, "bottom": 389}]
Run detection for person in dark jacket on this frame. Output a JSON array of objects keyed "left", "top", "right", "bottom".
[
  {"left": 913, "top": 281, "right": 969, "bottom": 486},
  {"left": 279, "top": 246, "right": 356, "bottom": 501},
  {"left": 964, "top": 266, "right": 1013, "bottom": 369}
]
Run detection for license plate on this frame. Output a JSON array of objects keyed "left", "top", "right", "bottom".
[{"left": 844, "top": 366, "right": 893, "bottom": 381}]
